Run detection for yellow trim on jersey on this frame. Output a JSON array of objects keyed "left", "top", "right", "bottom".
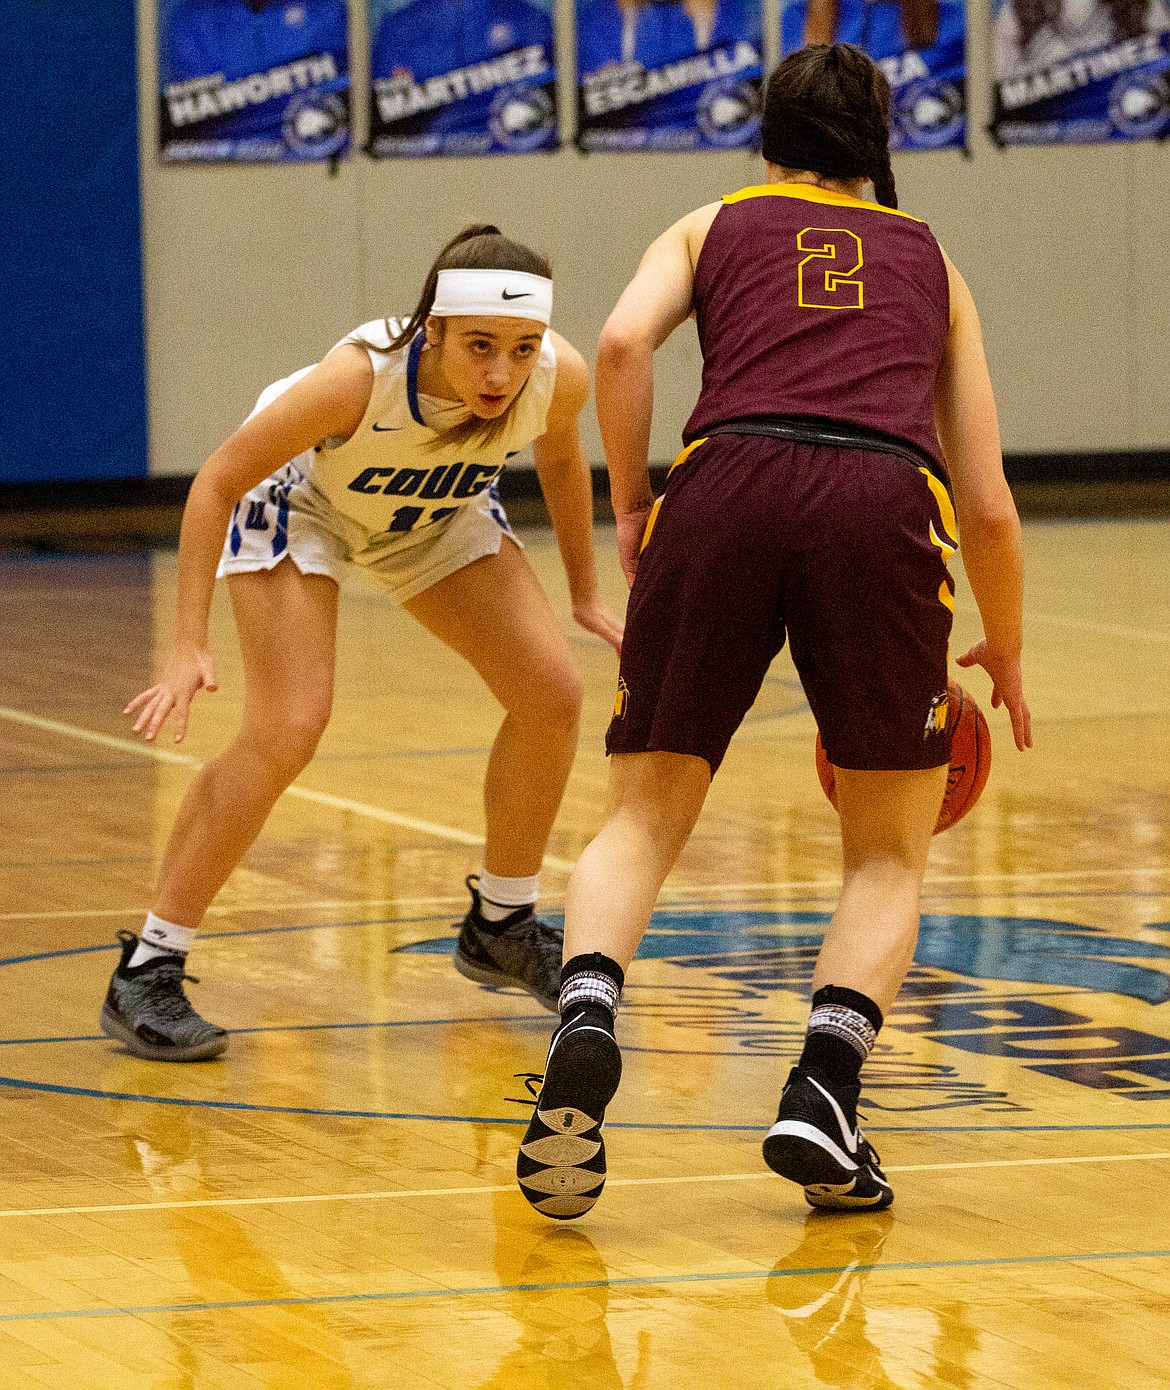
[
  {"left": 641, "top": 437, "right": 709, "bottom": 553},
  {"left": 937, "top": 580, "right": 955, "bottom": 612},
  {"left": 723, "top": 183, "right": 926, "bottom": 224}
]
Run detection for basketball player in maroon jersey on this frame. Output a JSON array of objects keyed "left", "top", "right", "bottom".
[{"left": 517, "top": 43, "right": 1032, "bottom": 1219}]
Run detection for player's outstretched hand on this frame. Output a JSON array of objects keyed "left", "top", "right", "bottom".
[
  {"left": 124, "top": 646, "right": 218, "bottom": 744},
  {"left": 573, "top": 595, "right": 624, "bottom": 654},
  {"left": 956, "top": 640, "right": 1032, "bottom": 751},
  {"left": 615, "top": 503, "right": 655, "bottom": 589}
]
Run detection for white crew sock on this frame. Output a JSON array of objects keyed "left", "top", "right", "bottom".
[
  {"left": 129, "top": 913, "right": 197, "bottom": 967},
  {"left": 477, "top": 869, "right": 540, "bottom": 922}
]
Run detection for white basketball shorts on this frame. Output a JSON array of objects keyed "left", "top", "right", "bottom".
[{"left": 216, "top": 463, "right": 520, "bottom": 603}]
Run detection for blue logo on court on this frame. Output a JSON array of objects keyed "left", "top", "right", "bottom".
[{"left": 401, "top": 910, "right": 1170, "bottom": 1106}]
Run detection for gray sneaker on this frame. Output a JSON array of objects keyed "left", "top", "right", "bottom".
[
  {"left": 100, "top": 932, "right": 229, "bottom": 1062},
  {"left": 453, "top": 876, "right": 562, "bottom": 1012}
]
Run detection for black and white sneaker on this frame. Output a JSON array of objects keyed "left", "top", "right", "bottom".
[
  {"left": 516, "top": 1013, "right": 622, "bottom": 1220},
  {"left": 762, "top": 1066, "right": 893, "bottom": 1211},
  {"left": 454, "top": 876, "right": 562, "bottom": 1012},
  {"left": 100, "top": 932, "right": 228, "bottom": 1063}
]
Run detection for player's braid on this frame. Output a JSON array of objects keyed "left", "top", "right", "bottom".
[{"left": 833, "top": 43, "right": 898, "bottom": 209}]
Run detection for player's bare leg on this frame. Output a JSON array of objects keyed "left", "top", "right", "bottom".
[
  {"left": 803, "top": 0, "right": 839, "bottom": 45},
  {"left": 563, "top": 751, "right": 711, "bottom": 968},
  {"left": 517, "top": 750, "right": 709, "bottom": 1218},
  {"left": 815, "top": 765, "right": 948, "bottom": 1013},
  {"left": 152, "top": 566, "right": 339, "bottom": 925},
  {"left": 101, "top": 563, "right": 338, "bottom": 1061},
  {"left": 406, "top": 537, "right": 584, "bottom": 1011},
  {"left": 764, "top": 762, "right": 947, "bottom": 1210}
]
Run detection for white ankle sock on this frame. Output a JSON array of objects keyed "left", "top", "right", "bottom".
[
  {"left": 130, "top": 913, "right": 196, "bottom": 966},
  {"left": 477, "top": 869, "right": 540, "bottom": 922}
]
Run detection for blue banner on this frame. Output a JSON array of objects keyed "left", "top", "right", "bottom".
[
  {"left": 780, "top": 0, "right": 966, "bottom": 151},
  {"left": 158, "top": 0, "right": 350, "bottom": 162},
  {"left": 991, "top": 0, "right": 1170, "bottom": 144},
  {"left": 368, "top": 0, "right": 559, "bottom": 157},
  {"left": 576, "top": 0, "right": 763, "bottom": 152}
]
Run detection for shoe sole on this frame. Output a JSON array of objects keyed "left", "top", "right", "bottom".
[
  {"left": 763, "top": 1120, "right": 864, "bottom": 1187},
  {"left": 763, "top": 1123, "right": 893, "bottom": 1210},
  {"left": 100, "top": 1004, "right": 229, "bottom": 1063},
  {"left": 518, "top": 1024, "right": 622, "bottom": 1220},
  {"left": 804, "top": 1181, "right": 893, "bottom": 1211},
  {"left": 453, "top": 948, "right": 558, "bottom": 1013}
]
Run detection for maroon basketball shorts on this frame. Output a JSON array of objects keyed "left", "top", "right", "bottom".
[{"left": 606, "top": 433, "right": 957, "bottom": 774}]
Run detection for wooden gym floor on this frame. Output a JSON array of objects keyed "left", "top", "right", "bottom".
[{"left": 1, "top": 516, "right": 1169, "bottom": 1388}]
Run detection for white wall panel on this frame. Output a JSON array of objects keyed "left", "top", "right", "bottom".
[{"left": 137, "top": 0, "right": 1169, "bottom": 476}]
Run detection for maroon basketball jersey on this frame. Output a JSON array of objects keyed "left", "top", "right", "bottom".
[{"left": 685, "top": 184, "right": 950, "bottom": 469}]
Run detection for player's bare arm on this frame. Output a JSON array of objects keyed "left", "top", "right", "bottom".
[
  {"left": 595, "top": 203, "right": 720, "bottom": 583},
  {"left": 935, "top": 250, "right": 1032, "bottom": 750},
  {"left": 532, "top": 334, "right": 623, "bottom": 651},
  {"left": 125, "top": 346, "right": 375, "bottom": 743}
]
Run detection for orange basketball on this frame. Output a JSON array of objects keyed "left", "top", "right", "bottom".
[{"left": 814, "top": 679, "right": 991, "bottom": 835}]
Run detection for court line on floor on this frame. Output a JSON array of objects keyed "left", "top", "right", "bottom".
[
  {"left": 9, "top": 706, "right": 1169, "bottom": 901},
  {"left": 0, "top": 1149, "right": 1165, "bottom": 1220},
  {"left": 954, "top": 599, "right": 1170, "bottom": 647},
  {"left": 0, "top": 705, "right": 575, "bottom": 873},
  {"left": 2, "top": 1245, "right": 1169, "bottom": 1323},
  {"left": 0, "top": 1012, "right": 549, "bottom": 1047},
  {"left": 3, "top": 1072, "right": 1170, "bottom": 1136},
  {"left": 5, "top": 868, "right": 1169, "bottom": 925},
  {"left": 0, "top": 896, "right": 473, "bottom": 924},
  {"left": 0, "top": 913, "right": 462, "bottom": 966}
]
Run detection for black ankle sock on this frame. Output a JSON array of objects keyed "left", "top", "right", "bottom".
[
  {"left": 559, "top": 953, "right": 624, "bottom": 1029},
  {"left": 798, "top": 985, "right": 884, "bottom": 1091}
]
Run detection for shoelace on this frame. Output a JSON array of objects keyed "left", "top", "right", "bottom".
[
  {"left": 135, "top": 961, "right": 202, "bottom": 1022},
  {"left": 498, "top": 914, "right": 561, "bottom": 960},
  {"left": 506, "top": 1072, "right": 543, "bottom": 1105}
]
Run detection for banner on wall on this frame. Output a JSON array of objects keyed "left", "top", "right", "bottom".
[
  {"left": 158, "top": 0, "right": 350, "bottom": 162},
  {"left": 990, "top": 0, "right": 1170, "bottom": 144},
  {"left": 368, "top": 0, "right": 559, "bottom": 157},
  {"left": 780, "top": 0, "right": 966, "bottom": 151},
  {"left": 576, "top": 0, "right": 763, "bottom": 152}
]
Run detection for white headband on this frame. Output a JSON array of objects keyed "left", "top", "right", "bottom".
[{"left": 430, "top": 269, "right": 553, "bottom": 325}]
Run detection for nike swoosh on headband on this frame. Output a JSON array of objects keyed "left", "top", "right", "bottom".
[{"left": 501, "top": 290, "right": 532, "bottom": 300}]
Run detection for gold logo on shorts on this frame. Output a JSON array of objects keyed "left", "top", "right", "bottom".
[
  {"left": 614, "top": 678, "right": 630, "bottom": 720},
  {"left": 924, "top": 690, "right": 949, "bottom": 737}
]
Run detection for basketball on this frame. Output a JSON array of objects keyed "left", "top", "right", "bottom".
[{"left": 815, "top": 679, "right": 992, "bottom": 834}]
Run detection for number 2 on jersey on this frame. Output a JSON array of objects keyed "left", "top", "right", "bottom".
[{"left": 796, "top": 228, "right": 864, "bottom": 310}]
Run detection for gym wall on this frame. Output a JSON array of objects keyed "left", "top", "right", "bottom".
[{"left": 6, "top": 2, "right": 1168, "bottom": 486}]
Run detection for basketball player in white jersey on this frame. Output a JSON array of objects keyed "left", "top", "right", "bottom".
[{"left": 101, "top": 225, "right": 622, "bottom": 1062}]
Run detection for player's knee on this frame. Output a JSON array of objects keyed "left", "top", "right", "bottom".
[
  {"left": 512, "top": 662, "right": 583, "bottom": 731},
  {"left": 544, "top": 665, "right": 584, "bottom": 729},
  {"left": 258, "top": 699, "right": 332, "bottom": 778}
]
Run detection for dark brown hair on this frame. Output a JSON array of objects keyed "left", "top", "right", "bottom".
[
  {"left": 761, "top": 44, "right": 898, "bottom": 209},
  {"left": 372, "top": 224, "right": 552, "bottom": 452},
  {"left": 386, "top": 224, "right": 552, "bottom": 352}
]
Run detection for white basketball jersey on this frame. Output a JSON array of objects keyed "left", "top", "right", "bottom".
[{"left": 250, "top": 318, "right": 557, "bottom": 540}]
